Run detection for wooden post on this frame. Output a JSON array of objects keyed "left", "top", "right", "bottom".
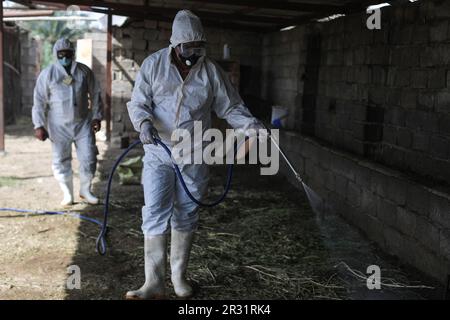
[
  {"left": 106, "top": 9, "right": 112, "bottom": 141},
  {"left": 0, "top": 0, "right": 5, "bottom": 153}
]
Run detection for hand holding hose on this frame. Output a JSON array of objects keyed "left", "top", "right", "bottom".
[{"left": 140, "top": 121, "right": 161, "bottom": 145}]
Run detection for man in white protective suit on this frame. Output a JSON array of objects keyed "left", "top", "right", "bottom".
[
  {"left": 126, "top": 10, "right": 265, "bottom": 300},
  {"left": 32, "top": 38, "right": 103, "bottom": 206}
]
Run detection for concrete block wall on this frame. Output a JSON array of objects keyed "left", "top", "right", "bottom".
[
  {"left": 19, "top": 31, "right": 40, "bottom": 116},
  {"left": 281, "top": 130, "right": 450, "bottom": 283},
  {"left": 110, "top": 19, "right": 263, "bottom": 139},
  {"left": 83, "top": 32, "right": 108, "bottom": 107},
  {"left": 261, "top": 27, "right": 305, "bottom": 130},
  {"left": 266, "top": 1, "right": 450, "bottom": 283},
  {"left": 262, "top": 1, "right": 450, "bottom": 185},
  {"left": 3, "top": 25, "right": 21, "bottom": 124}
]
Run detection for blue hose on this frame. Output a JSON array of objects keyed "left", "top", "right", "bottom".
[
  {"left": 96, "top": 138, "right": 234, "bottom": 255},
  {"left": 0, "top": 208, "right": 103, "bottom": 226}
]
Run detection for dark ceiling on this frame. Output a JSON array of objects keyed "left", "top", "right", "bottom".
[{"left": 11, "top": 0, "right": 405, "bottom": 31}]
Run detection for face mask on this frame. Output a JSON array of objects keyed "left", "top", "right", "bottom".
[
  {"left": 180, "top": 54, "right": 201, "bottom": 67},
  {"left": 179, "top": 43, "right": 206, "bottom": 67},
  {"left": 58, "top": 57, "right": 72, "bottom": 67}
]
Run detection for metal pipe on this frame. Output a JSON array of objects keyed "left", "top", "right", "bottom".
[
  {"left": 269, "top": 134, "right": 303, "bottom": 183},
  {"left": 3, "top": 16, "right": 98, "bottom": 21},
  {"left": 105, "top": 9, "right": 112, "bottom": 141}
]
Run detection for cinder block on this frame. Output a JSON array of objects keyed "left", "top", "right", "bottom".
[
  {"left": 132, "top": 39, "right": 147, "bottom": 51},
  {"left": 386, "top": 178, "right": 408, "bottom": 206},
  {"left": 430, "top": 136, "right": 449, "bottom": 159},
  {"left": 353, "top": 47, "right": 366, "bottom": 65},
  {"left": 430, "top": 194, "right": 450, "bottom": 229},
  {"left": 396, "top": 127, "right": 412, "bottom": 148},
  {"left": 420, "top": 112, "right": 440, "bottom": 134},
  {"left": 430, "top": 20, "right": 449, "bottom": 42},
  {"left": 411, "top": 68, "right": 428, "bottom": 89},
  {"left": 377, "top": 199, "right": 397, "bottom": 227},
  {"left": 428, "top": 69, "right": 447, "bottom": 89},
  {"left": 400, "top": 89, "right": 417, "bottom": 109},
  {"left": 412, "top": 25, "right": 429, "bottom": 45},
  {"left": 120, "top": 37, "right": 133, "bottom": 50},
  {"left": 406, "top": 184, "right": 430, "bottom": 216},
  {"left": 397, "top": 206, "right": 417, "bottom": 237},
  {"left": 334, "top": 174, "right": 348, "bottom": 198},
  {"left": 414, "top": 215, "right": 440, "bottom": 254},
  {"left": 368, "top": 87, "right": 385, "bottom": 105},
  {"left": 417, "top": 92, "right": 435, "bottom": 111},
  {"left": 386, "top": 89, "right": 402, "bottom": 107},
  {"left": 360, "top": 187, "right": 376, "bottom": 215},
  {"left": 383, "top": 126, "right": 396, "bottom": 146},
  {"left": 143, "top": 30, "right": 159, "bottom": 41},
  {"left": 347, "top": 181, "right": 362, "bottom": 207},
  {"left": 365, "top": 214, "right": 386, "bottom": 248},
  {"left": 371, "top": 66, "right": 387, "bottom": 85},
  {"left": 384, "top": 226, "right": 410, "bottom": 260},
  {"left": 439, "top": 229, "right": 450, "bottom": 260},
  {"left": 419, "top": 47, "right": 436, "bottom": 67},
  {"left": 438, "top": 114, "right": 450, "bottom": 136},
  {"left": 412, "top": 132, "right": 429, "bottom": 152},
  {"left": 436, "top": 91, "right": 450, "bottom": 113},
  {"left": 369, "top": 46, "right": 390, "bottom": 65},
  {"left": 144, "top": 20, "right": 157, "bottom": 29}
]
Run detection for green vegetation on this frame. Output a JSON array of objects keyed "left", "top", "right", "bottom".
[
  {"left": 18, "top": 12, "right": 91, "bottom": 69},
  {"left": 0, "top": 176, "right": 20, "bottom": 188}
]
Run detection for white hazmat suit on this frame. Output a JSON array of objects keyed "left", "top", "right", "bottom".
[
  {"left": 125, "top": 10, "right": 263, "bottom": 300},
  {"left": 32, "top": 38, "right": 103, "bottom": 206}
]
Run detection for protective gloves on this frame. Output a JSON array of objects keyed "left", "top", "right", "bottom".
[
  {"left": 245, "top": 121, "right": 269, "bottom": 138},
  {"left": 91, "top": 119, "right": 101, "bottom": 133},
  {"left": 140, "top": 120, "right": 161, "bottom": 145},
  {"left": 35, "top": 127, "right": 49, "bottom": 141}
]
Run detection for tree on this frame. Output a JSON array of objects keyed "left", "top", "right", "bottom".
[{"left": 18, "top": 13, "right": 90, "bottom": 68}]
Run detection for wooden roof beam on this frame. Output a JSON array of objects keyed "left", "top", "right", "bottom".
[
  {"left": 29, "top": 0, "right": 301, "bottom": 25},
  {"left": 91, "top": 7, "right": 273, "bottom": 32},
  {"left": 180, "top": 0, "right": 346, "bottom": 14}
]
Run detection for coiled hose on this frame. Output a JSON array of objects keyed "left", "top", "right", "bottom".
[{"left": 95, "top": 138, "right": 234, "bottom": 255}]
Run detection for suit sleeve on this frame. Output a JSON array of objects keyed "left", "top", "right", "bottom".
[
  {"left": 31, "top": 70, "right": 49, "bottom": 129},
  {"left": 126, "top": 59, "right": 155, "bottom": 132}
]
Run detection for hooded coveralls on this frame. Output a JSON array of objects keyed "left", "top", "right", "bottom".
[
  {"left": 31, "top": 39, "right": 103, "bottom": 186},
  {"left": 127, "top": 47, "right": 260, "bottom": 236}
]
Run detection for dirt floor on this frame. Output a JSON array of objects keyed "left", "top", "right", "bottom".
[{"left": 0, "top": 118, "right": 445, "bottom": 300}]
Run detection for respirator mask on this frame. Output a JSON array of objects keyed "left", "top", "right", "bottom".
[{"left": 178, "top": 42, "right": 206, "bottom": 67}]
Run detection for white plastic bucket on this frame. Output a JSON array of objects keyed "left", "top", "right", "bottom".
[
  {"left": 271, "top": 106, "right": 289, "bottom": 128},
  {"left": 223, "top": 44, "right": 230, "bottom": 60}
]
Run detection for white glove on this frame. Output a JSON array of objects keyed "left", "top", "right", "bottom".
[{"left": 140, "top": 121, "right": 160, "bottom": 145}]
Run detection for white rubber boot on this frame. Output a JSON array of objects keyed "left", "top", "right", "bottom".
[
  {"left": 79, "top": 174, "right": 99, "bottom": 204},
  {"left": 170, "top": 230, "right": 194, "bottom": 298},
  {"left": 58, "top": 176, "right": 74, "bottom": 206},
  {"left": 126, "top": 235, "right": 167, "bottom": 300}
]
